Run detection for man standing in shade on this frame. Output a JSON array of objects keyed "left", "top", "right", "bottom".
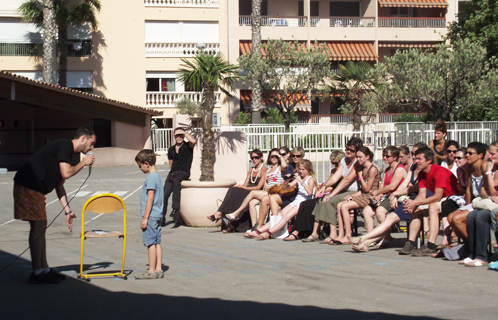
[
  {"left": 161, "top": 127, "right": 195, "bottom": 226},
  {"left": 13, "top": 127, "right": 96, "bottom": 284}
]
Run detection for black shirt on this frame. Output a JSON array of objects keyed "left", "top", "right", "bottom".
[
  {"left": 168, "top": 142, "right": 194, "bottom": 176},
  {"left": 14, "top": 139, "right": 74, "bottom": 195}
]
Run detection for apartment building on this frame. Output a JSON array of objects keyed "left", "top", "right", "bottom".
[{"left": 0, "top": 0, "right": 456, "bottom": 127}]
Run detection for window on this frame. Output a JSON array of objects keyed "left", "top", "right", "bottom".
[
  {"left": 145, "top": 21, "right": 219, "bottom": 43},
  {"left": 239, "top": 0, "right": 268, "bottom": 15},
  {"left": 299, "top": 1, "right": 319, "bottom": 16},
  {"left": 330, "top": 2, "right": 360, "bottom": 17},
  {"left": 146, "top": 78, "right": 176, "bottom": 92}
]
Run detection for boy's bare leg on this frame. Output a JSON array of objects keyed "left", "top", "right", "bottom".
[
  {"left": 148, "top": 245, "right": 157, "bottom": 273},
  {"left": 155, "top": 244, "right": 162, "bottom": 272}
]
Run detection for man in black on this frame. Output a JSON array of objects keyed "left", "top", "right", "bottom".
[
  {"left": 13, "top": 127, "right": 96, "bottom": 284},
  {"left": 161, "top": 127, "right": 195, "bottom": 225}
]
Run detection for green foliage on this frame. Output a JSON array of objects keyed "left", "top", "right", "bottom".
[
  {"left": 261, "top": 108, "right": 297, "bottom": 124},
  {"left": 372, "top": 38, "right": 498, "bottom": 124},
  {"left": 239, "top": 39, "right": 332, "bottom": 131},
  {"left": 333, "top": 61, "right": 385, "bottom": 131},
  {"left": 232, "top": 112, "right": 252, "bottom": 125},
  {"left": 175, "top": 97, "right": 201, "bottom": 127},
  {"left": 446, "top": 0, "right": 498, "bottom": 59},
  {"left": 392, "top": 114, "right": 422, "bottom": 123}
]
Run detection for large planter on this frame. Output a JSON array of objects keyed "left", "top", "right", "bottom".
[{"left": 180, "top": 179, "right": 236, "bottom": 227}]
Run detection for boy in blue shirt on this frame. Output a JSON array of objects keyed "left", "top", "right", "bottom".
[{"left": 134, "top": 150, "right": 164, "bottom": 279}]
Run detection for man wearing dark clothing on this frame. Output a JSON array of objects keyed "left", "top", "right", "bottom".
[
  {"left": 13, "top": 127, "right": 96, "bottom": 284},
  {"left": 162, "top": 127, "right": 195, "bottom": 225}
]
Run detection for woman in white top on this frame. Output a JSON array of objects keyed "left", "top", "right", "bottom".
[
  {"left": 441, "top": 140, "right": 459, "bottom": 177},
  {"left": 255, "top": 159, "right": 316, "bottom": 240},
  {"left": 225, "top": 149, "right": 283, "bottom": 228}
]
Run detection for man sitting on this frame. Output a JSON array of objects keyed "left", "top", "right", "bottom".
[{"left": 400, "top": 146, "right": 460, "bottom": 256}]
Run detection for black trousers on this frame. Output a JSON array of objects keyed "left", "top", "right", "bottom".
[{"left": 163, "top": 171, "right": 190, "bottom": 216}]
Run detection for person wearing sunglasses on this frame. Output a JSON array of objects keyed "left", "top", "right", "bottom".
[
  {"left": 455, "top": 147, "right": 469, "bottom": 195},
  {"left": 207, "top": 149, "right": 267, "bottom": 232},
  {"left": 429, "top": 120, "right": 448, "bottom": 165},
  {"left": 161, "top": 127, "right": 196, "bottom": 225},
  {"left": 441, "top": 140, "right": 460, "bottom": 177},
  {"left": 278, "top": 146, "right": 291, "bottom": 173}
]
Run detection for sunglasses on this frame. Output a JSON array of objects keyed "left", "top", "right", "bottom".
[
  {"left": 279, "top": 153, "right": 287, "bottom": 156},
  {"left": 466, "top": 151, "right": 477, "bottom": 155},
  {"left": 331, "top": 161, "right": 339, "bottom": 166},
  {"left": 271, "top": 155, "right": 279, "bottom": 159},
  {"left": 251, "top": 156, "right": 261, "bottom": 160},
  {"left": 345, "top": 148, "right": 356, "bottom": 153},
  {"left": 174, "top": 134, "right": 184, "bottom": 138},
  {"left": 291, "top": 154, "right": 302, "bottom": 158},
  {"left": 455, "top": 157, "right": 464, "bottom": 160},
  {"left": 446, "top": 150, "right": 458, "bottom": 154},
  {"left": 383, "top": 154, "right": 393, "bottom": 158}
]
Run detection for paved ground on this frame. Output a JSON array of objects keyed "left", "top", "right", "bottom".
[{"left": 1, "top": 165, "right": 497, "bottom": 320}]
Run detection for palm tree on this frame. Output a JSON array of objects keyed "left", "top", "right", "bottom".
[
  {"left": 250, "top": 0, "right": 262, "bottom": 124},
  {"left": 19, "top": 0, "right": 101, "bottom": 87},
  {"left": 178, "top": 53, "right": 240, "bottom": 182},
  {"left": 334, "top": 61, "right": 383, "bottom": 131}
]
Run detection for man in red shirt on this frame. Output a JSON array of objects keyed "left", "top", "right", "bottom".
[{"left": 400, "top": 146, "right": 460, "bottom": 256}]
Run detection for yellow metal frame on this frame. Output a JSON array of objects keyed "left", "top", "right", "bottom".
[{"left": 78, "top": 193, "right": 127, "bottom": 281}]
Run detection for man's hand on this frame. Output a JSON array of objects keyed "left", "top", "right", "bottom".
[
  {"left": 140, "top": 217, "right": 148, "bottom": 230},
  {"left": 390, "top": 197, "right": 398, "bottom": 210},
  {"left": 82, "top": 153, "right": 95, "bottom": 166},
  {"left": 403, "top": 198, "right": 418, "bottom": 214},
  {"left": 322, "top": 194, "right": 332, "bottom": 203},
  {"left": 66, "top": 213, "right": 76, "bottom": 232}
]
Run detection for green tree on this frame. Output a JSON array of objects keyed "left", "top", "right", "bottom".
[
  {"left": 447, "top": 0, "right": 498, "bottom": 59},
  {"left": 250, "top": 0, "right": 263, "bottom": 124},
  {"left": 261, "top": 107, "right": 298, "bottom": 124},
  {"left": 178, "top": 52, "right": 240, "bottom": 181},
  {"left": 239, "top": 39, "right": 332, "bottom": 132},
  {"left": 373, "top": 38, "right": 498, "bottom": 125},
  {"left": 19, "top": 0, "right": 101, "bottom": 87},
  {"left": 175, "top": 96, "right": 201, "bottom": 128},
  {"left": 333, "top": 61, "right": 384, "bottom": 131}
]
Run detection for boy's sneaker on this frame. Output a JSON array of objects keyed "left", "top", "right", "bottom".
[
  {"left": 399, "top": 241, "right": 416, "bottom": 255},
  {"left": 134, "top": 271, "right": 158, "bottom": 280},
  {"left": 411, "top": 244, "right": 436, "bottom": 257},
  {"left": 156, "top": 270, "right": 164, "bottom": 278}
]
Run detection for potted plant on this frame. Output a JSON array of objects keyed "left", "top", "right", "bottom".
[{"left": 176, "top": 52, "right": 242, "bottom": 226}]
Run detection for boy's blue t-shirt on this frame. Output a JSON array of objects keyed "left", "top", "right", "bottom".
[{"left": 140, "top": 172, "right": 164, "bottom": 219}]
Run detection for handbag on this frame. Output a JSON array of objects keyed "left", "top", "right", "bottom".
[
  {"left": 268, "top": 180, "right": 298, "bottom": 197},
  {"left": 472, "top": 197, "right": 498, "bottom": 211},
  {"left": 269, "top": 215, "right": 289, "bottom": 239}
]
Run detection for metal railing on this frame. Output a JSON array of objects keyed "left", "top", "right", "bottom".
[
  {"left": 378, "top": 17, "right": 446, "bottom": 28},
  {"left": 144, "top": 0, "right": 218, "bottom": 6},
  {"left": 66, "top": 40, "right": 91, "bottom": 57},
  {"left": 145, "top": 42, "right": 219, "bottom": 57},
  {"left": 0, "top": 43, "right": 40, "bottom": 56},
  {"left": 239, "top": 16, "right": 307, "bottom": 27},
  {"left": 151, "top": 125, "right": 498, "bottom": 183},
  {"left": 146, "top": 92, "right": 221, "bottom": 107},
  {"left": 330, "top": 17, "right": 375, "bottom": 27}
]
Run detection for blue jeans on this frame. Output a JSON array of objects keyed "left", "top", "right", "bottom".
[{"left": 467, "top": 209, "right": 491, "bottom": 261}]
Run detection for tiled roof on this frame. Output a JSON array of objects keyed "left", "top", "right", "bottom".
[
  {"left": 379, "top": 0, "right": 448, "bottom": 7},
  {"left": 0, "top": 71, "right": 162, "bottom": 116}
]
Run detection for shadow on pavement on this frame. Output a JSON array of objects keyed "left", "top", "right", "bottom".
[{"left": 0, "top": 250, "right": 443, "bottom": 320}]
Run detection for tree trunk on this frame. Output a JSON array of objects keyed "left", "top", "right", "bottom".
[
  {"left": 200, "top": 84, "right": 216, "bottom": 182},
  {"left": 58, "top": 24, "right": 68, "bottom": 87},
  {"left": 251, "top": 0, "right": 262, "bottom": 124},
  {"left": 42, "top": 0, "right": 57, "bottom": 84}
]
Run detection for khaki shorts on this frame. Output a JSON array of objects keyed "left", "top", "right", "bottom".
[
  {"left": 14, "top": 183, "right": 46, "bottom": 221},
  {"left": 419, "top": 197, "right": 447, "bottom": 216}
]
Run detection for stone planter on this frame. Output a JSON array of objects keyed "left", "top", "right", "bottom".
[{"left": 180, "top": 179, "right": 236, "bottom": 227}]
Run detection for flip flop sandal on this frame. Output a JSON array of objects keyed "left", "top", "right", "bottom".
[
  {"left": 319, "top": 237, "right": 335, "bottom": 244},
  {"left": 465, "top": 260, "right": 489, "bottom": 267},
  {"left": 302, "top": 236, "right": 320, "bottom": 242},
  {"left": 352, "top": 242, "right": 370, "bottom": 252},
  {"left": 459, "top": 257, "right": 474, "bottom": 265},
  {"left": 283, "top": 233, "right": 299, "bottom": 241},
  {"left": 329, "top": 240, "right": 351, "bottom": 245}
]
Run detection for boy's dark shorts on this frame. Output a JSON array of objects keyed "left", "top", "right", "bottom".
[{"left": 142, "top": 217, "right": 161, "bottom": 247}]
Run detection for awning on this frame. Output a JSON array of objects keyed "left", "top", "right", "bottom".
[
  {"left": 239, "top": 40, "right": 307, "bottom": 56},
  {"left": 379, "top": 0, "right": 448, "bottom": 8},
  {"left": 379, "top": 42, "right": 440, "bottom": 48},
  {"left": 240, "top": 90, "right": 311, "bottom": 111},
  {"left": 324, "top": 42, "right": 377, "bottom": 61}
]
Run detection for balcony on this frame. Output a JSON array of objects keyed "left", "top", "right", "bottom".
[
  {"left": 144, "top": 0, "right": 218, "bottom": 7},
  {"left": 145, "top": 42, "right": 220, "bottom": 57},
  {"left": 0, "top": 43, "right": 41, "bottom": 56},
  {"left": 330, "top": 17, "right": 376, "bottom": 28},
  {"left": 146, "top": 92, "right": 221, "bottom": 108},
  {"left": 378, "top": 17, "right": 446, "bottom": 28},
  {"left": 239, "top": 16, "right": 308, "bottom": 27}
]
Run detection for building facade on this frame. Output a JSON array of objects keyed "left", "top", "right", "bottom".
[{"left": 0, "top": 0, "right": 457, "bottom": 127}]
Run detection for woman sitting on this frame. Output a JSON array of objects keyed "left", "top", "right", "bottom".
[
  {"left": 249, "top": 159, "right": 316, "bottom": 240},
  {"left": 284, "top": 150, "right": 346, "bottom": 241},
  {"left": 334, "top": 146, "right": 381, "bottom": 244},
  {"left": 224, "top": 148, "right": 283, "bottom": 230},
  {"left": 441, "top": 140, "right": 460, "bottom": 177},
  {"left": 349, "top": 142, "right": 429, "bottom": 252},
  {"left": 206, "top": 149, "right": 267, "bottom": 232},
  {"left": 360, "top": 146, "right": 407, "bottom": 246},
  {"left": 279, "top": 146, "right": 291, "bottom": 174},
  {"left": 302, "top": 138, "right": 363, "bottom": 243}
]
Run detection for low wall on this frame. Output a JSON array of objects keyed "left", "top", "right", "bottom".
[{"left": 82, "top": 147, "right": 141, "bottom": 167}]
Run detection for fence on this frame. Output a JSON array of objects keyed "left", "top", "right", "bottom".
[{"left": 151, "top": 124, "right": 498, "bottom": 183}]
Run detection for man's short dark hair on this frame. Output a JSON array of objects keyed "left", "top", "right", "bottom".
[
  {"left": 446, "top": 140, "right": 459, "bottom": 150},
  {"left": 347, "top": 137, "right": 363, "bottom": 152},
  {"left": 135, "top": 149, "right": 156, "bottom": 165},
  {"left": 74, "top": 126, "right": 96, "bottom": 139},
  {"left": 414, "top": 146, "right": 435, "bottom": 164},
  {"left": 174, "top": 127, "right": 185, "bottom": 133},
  {"left": 467, "top": 142, "right": 487, "bottom": 158},
  {"left": 413, "top": 142, "right": 428, "bottom": 150}
]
